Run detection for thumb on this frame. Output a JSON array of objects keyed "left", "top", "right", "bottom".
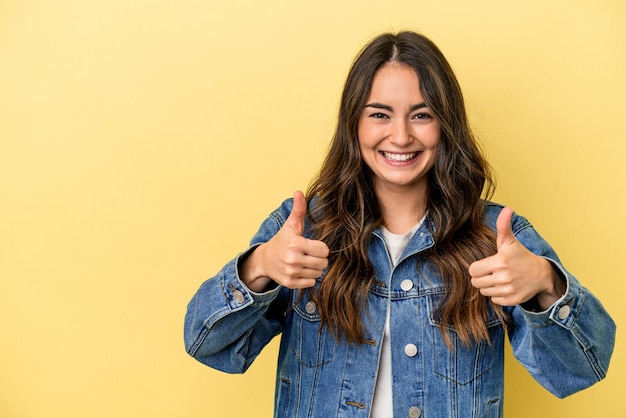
[
  {"left": 496, "top": 206, "right": 516, "bottom": 250},
  {"left": 286, "top": 191, "right": 307, "bottom": 235}
]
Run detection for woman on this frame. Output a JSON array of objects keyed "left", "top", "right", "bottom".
[{"left": 184, "top": 31, "right": 615, "bottom": 417}]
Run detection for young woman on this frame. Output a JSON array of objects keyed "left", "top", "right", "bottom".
[{"left": 184, "top": 31, "right": 615, "bottom": 417}]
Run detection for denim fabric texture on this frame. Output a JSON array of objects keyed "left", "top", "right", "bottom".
[{"left": 184, "top": 198, "right": 616, "bottom": 418}]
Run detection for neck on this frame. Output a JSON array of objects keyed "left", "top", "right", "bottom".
[{"left": 376, "top": 185, "right": 427, "bottom": 234}]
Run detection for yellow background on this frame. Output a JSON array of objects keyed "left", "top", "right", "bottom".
[{"left": 1, "top": 0, "right": 624, "bottom": 416}]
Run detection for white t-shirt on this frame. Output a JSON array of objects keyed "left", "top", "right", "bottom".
[{"left": 370, "top": 219, "right": 424, "bottom": 418}]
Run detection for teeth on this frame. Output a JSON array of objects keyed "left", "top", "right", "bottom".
[{"left": 383, "top": 152, "right": 417, "bottom": 161}]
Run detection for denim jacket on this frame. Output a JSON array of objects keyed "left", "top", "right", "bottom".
[{"left": 184, "top": 198, "right": 616, "bottom": 418}]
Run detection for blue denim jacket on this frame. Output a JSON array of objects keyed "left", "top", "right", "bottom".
[{"left": 184, "top": 198, "right": 616, "bottom": 418}]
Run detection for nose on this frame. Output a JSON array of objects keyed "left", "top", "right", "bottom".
[{"left": 389, "top": 118, "right": 412, "bottom": 147}]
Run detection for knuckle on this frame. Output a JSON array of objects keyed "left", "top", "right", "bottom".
[
  {"left": 287, "top": 234, "right": 304, "bottom": 247},
  {"left": 284, "top": 265, "right": 300, "bottom": 276},
  {"left": 283, "top": 252, "right": 301, "bottom": 266},
  {"left": 280, "top": 276, "right": 298, "bottom": 289}
]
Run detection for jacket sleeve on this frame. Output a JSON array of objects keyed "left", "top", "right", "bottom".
[
  {"left": 505, "top": 214, "right": 616, "bottom": 398},
  {"left": 183, "top": 199, "right": 293, "bottom": 374}
]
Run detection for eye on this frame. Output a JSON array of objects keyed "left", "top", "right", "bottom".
[
  {"left": 369, "top": 112, "right": 389, "bottom": 119},
  {"left": 412, "top": 112, "right": 433, "bottom": 120}
]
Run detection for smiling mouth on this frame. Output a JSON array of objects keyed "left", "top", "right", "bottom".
[{"left": 381, "top": 151, "right": 418, "bottom": 162}]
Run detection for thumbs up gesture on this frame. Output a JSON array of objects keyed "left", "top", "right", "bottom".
[
  {"left": 240, "top": 191, "right": 330, "bottom": 292},
  {"left": 469, "top": 207, "right": 565, "bottom": 308}
]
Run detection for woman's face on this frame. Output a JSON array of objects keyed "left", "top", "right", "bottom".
[{"left": 357, "top": 62, "right": 441, "bottom": 197}]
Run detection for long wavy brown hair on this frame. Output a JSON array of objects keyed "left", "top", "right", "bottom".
[{"left": 306, "top": 31, "right": 505, "bottom": 348}]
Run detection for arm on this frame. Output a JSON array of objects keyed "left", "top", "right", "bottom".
[
  {"left": 511, "top": 215, "right": 615, "bottom": 397},
  {"left": 183, "top": 192, "right": 329, "bottom": 373},
  {"left": 184, "top": 250, "right": 290, "bottom": 374},
  {"left": 471, "top": 205, "right": 616, "bottom": 397},
  {"left": 183, "top": 200, "right": 290, "bottom": 374},
  {"left": 507, "top": 270, "right": 615, "bottom": 398}
]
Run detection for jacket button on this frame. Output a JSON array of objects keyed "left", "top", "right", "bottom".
[
  {"left": 400, "top": 279, "right": 413, "bottom": 291},
  {"left": 404, "top": 343, "right": 418, "bottom": 357},
  {"left": 232, "top": 290, "right": 245, "bottom": 304},
  {"left": 408, "top": 406, "right": 422, "bottom": 417},
  {"left": 305, "top": 301, "right": 317, "bottom": 315},
  {"left": 558, "top": 305, "right": 571, "bottom": 319}
]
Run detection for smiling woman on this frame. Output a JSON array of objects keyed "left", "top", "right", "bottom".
[
  {"left": 184, "top": 31, "right": 615, "bottom": 418},
  {"left": 357, "top": 62, "right": 440, "bottom": 229},
  {"left": 1, "top": 1, "right": 624, "bottom": 417}
]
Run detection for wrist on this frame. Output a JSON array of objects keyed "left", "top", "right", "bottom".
[
  {"left": 535, "top": 260, "right": 567, "bottom": 310},
  {"left": 239, "top": 245, "right": 274, "bottom": 293}
]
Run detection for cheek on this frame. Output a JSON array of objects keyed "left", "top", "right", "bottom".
[
  {"left": 357, "top": 126, "right": 374, "bottom": 152},
  {"left": 356, "top": 138, "right": 377, "bottom": 170},
  {"left": 423, "top": 128, "right": 441, "bottom": 149},
  {"left": 358, "top": 124, "right": 387, "bottom": 153}
]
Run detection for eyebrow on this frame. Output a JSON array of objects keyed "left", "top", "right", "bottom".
[{"left": 364, "top": 102, "right": 429, "bottom": 112}]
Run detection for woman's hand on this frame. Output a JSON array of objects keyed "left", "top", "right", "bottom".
[
  {"left": 469, "top": 207, "right": 566, "bottom": 310},
  {"left": 240, "top": 191, "right": 330, "bottom": 292}
]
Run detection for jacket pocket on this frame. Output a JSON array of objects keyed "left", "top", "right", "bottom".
[
  {"left": 426, "top": 292, "right": 503, "bottom": 385},
  {"left": 289, "top": 292, "right": 337, "bottom": 368}
]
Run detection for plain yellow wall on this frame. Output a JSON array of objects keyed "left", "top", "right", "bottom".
[{"left": 1, "top": 0, "right": 624, "bottom": 416}]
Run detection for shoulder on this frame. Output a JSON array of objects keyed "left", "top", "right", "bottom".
[
  {"left": 247, "top": 197, "right": 294, "bottom": 245},
  {"left": 255, "top": 195, "right": 320, "bottom": 238},
  {"left": 268, "top": 196, "right": 295, "bottom": 225},
  {"left": 482, "top": 201, "right": 532, "bottom": 235}
]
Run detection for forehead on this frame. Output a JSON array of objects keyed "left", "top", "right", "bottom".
[{"left": 368, "top": 62, "right": 422, "bottom": 100}]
